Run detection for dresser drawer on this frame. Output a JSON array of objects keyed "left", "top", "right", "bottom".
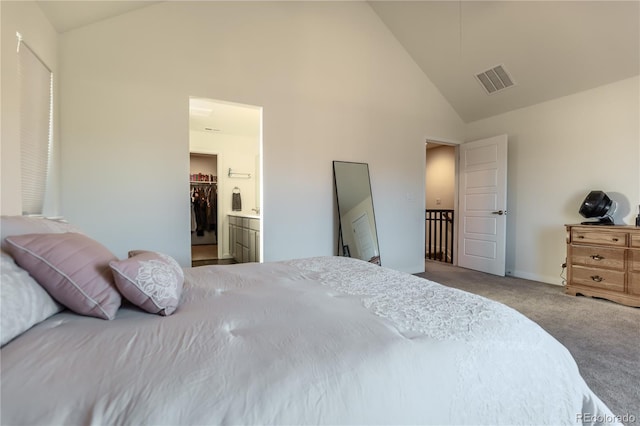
[
  {"left": 571, "top": 229, "right": 627, "bottom": 247},
  {"left": 569, "top": 245, "right": 625, "bottom": 270},
  {"left": 570, "top": 265, "right": 625, "bottom": 292},
  {"left": 632, "top": 233, "right": 640, "bottom": 248},
  {"left": 630, "top": 249, "right": 640, "bottom": 272},
  {"left": 629, "top": 272, "right": 640, "bottom": 296}
]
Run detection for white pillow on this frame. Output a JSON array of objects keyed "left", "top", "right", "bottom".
[
  {"left": 0, "top": 251, "right": 62, "bottom": 347},
  {"left": 0, "top": 216, "right": 79, "bottom": 345},
  {"left": 1, "top": 215, "right": 82, "bottom": 252}
]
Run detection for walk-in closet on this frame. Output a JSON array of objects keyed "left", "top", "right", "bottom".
[{"left": 190, "top": 153, "right": 218, "bottom": 266}]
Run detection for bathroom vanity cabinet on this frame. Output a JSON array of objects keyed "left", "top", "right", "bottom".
[{"left": 229, "top": 214, "right": 260, "bottom": 263}]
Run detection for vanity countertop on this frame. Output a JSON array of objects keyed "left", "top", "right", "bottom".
[{"left": 228, "top": 212, "right": 261, "bottom": 220}]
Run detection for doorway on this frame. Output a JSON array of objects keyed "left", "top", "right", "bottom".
[
  {"left": 425, "top": 141, "right": 457, "bottom": 264},
  {"left": 190, "top": 153, "right": 219, "bottom": 266},
  {"left": 189, "top": 97, "right": 262, "bottom": 266},
  {"left": 425, "top": 135, "right": 508, "bottom": 275}
]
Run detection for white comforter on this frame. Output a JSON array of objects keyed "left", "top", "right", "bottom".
[{"left": 1, "top": 257, "right": 617, "bottom": 425}]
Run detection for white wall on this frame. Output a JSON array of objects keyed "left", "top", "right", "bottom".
[
  {"left": 1, "top": 1, "right": 59, "bottom": 217},
  {"left": 58, "top": 1, "right": 465, "bottom": 271},
  {"left": 465, "top": 76, "right": 640, "bottom": 284}
]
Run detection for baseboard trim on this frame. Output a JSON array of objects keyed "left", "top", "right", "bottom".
[{"left": 508, "top": 270, "right": 565, "bottom": 286}]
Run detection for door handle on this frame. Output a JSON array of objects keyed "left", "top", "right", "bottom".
[{"left": 491, "top": 210, "right": 506, "bottom": 215}]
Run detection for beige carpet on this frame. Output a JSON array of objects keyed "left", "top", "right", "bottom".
[{"left": 416, "top": 260, "right": 640, "bottom": 423}]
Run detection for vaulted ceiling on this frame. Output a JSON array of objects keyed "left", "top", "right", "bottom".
[
  {"left": 369, "top": 1, "right": 639, "bottom": 122},
  {"left": 36, "top": 1, "right": 640, "bottom": 123}
]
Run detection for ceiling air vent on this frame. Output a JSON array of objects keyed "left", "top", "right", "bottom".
[{"left": 475, "top": 65, "right": 515, "bottom": 95}]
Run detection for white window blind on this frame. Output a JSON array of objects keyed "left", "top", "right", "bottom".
[{"left": 17, "top": 33, "right": 53, "bottom": 216}]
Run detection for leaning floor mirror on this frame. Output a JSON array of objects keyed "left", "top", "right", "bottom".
[{"left": 333, "top": 161, "right": 381, "bottom": 266}]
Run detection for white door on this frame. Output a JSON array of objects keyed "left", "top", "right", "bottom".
[
  {"left": 352, "top": 212, "right": 376, "bottom": 261},
  {"left": 457, "top": 135, "right": 508, "bottom": 276}
]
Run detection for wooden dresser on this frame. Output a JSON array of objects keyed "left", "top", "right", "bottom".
[{"left": 565, "top": 224, "right": 640, "bottom": 307}]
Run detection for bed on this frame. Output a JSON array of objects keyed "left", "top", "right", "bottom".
[{"left": 0, "top": 218, "right": 620, "bottom": 425}]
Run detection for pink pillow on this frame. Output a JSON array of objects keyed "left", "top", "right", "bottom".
[
  {"left": 5, "top": 233, "right": 121, "bottom": 320},
  {"left": 109, "top": 251, "right": 183, "bottom": 316}
]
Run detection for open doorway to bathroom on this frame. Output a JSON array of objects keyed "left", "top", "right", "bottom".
[
  {"left": 425, "top": 141, "right": 457, "bottom": 264},
  {"left": 189, "top": 97, "right": 262, "bottom": 266}
]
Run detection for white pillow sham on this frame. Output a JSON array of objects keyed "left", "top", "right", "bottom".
[
  {"left": 1, "top": 215, "right": 82, "bottom": 252},
  {"left": 0, "top": 216, "right": 83, "bottom": 345},
  {"left": 0, "top": 251, "right": 63, "bottom": 347}
]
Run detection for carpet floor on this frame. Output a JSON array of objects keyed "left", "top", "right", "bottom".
[{"left": 416, "top": 260, "right": 640, "bottom": 423}]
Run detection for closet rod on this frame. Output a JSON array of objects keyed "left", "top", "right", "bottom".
[
  {"left": 190, "top": 181, "right": 216, "bottom": 185},
  {"left": 228, "top": 168, "right": 251, "bottom": 178}
]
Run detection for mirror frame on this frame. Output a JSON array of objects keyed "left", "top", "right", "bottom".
[{"left": 333, "top": 161, "right": 381, "bottom": 266}]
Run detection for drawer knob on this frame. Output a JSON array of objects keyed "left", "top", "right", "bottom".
[
  {"left": 577, "top": 235, "right": 585, "bottom": 239},
  {"left": 590, "top": 254, "right": 604, "bottom": 261},
  {"left": 590, "top": 275, "right": 604, "bottom": 282},
  {"left": 612, "top": 238, "right": 619, "bottom": 242}
]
